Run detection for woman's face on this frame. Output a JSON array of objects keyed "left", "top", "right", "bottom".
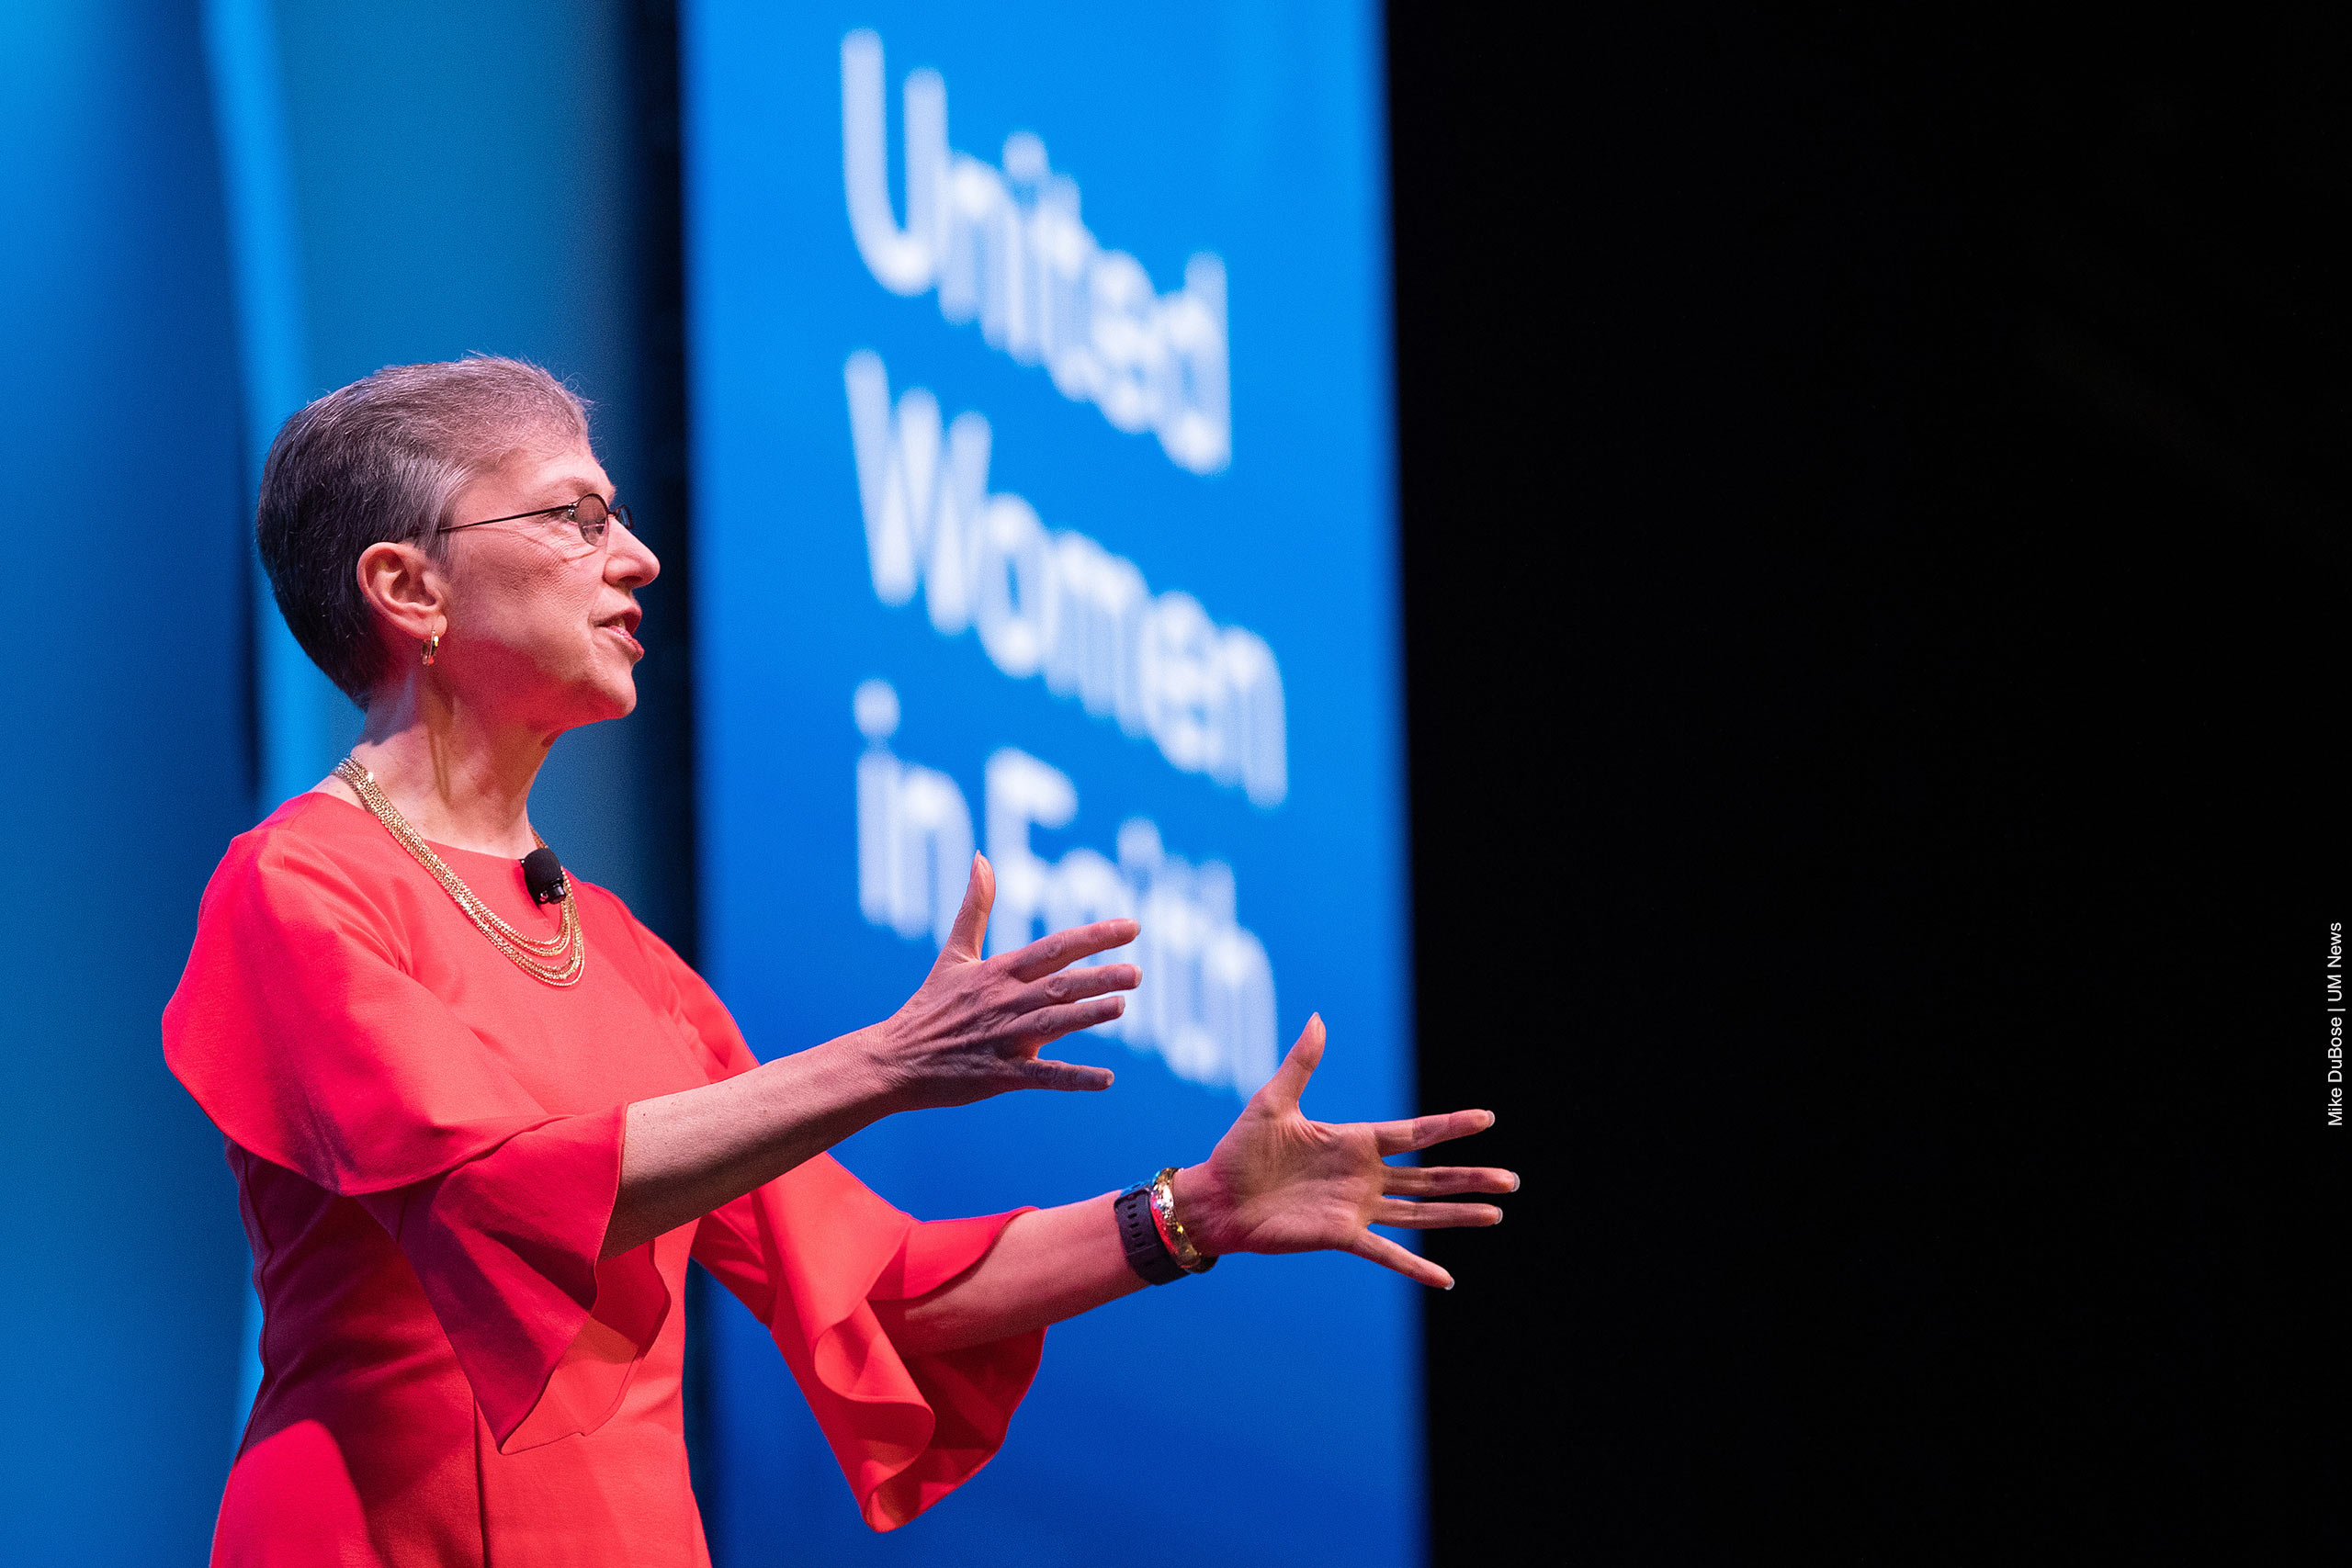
[{"left": 435, "top": 441, "right": 660, "bottom": 733}]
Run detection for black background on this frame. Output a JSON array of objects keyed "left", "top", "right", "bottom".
[{"left": 1391, "top": 5, "right": 2340, "bottom": 1561}]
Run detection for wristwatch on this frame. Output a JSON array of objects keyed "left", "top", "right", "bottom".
[{"left": 1114, "top": 1184, "right": 1185, "bottom": 1284}]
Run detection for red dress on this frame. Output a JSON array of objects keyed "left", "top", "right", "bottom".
[{"left": 164, "top": 793, "right": 1042, "bottom": 1566}]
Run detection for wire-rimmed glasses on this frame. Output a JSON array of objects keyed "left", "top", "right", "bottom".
[{"left": 439, "top": 493, "right": 630, "bottom": 547}]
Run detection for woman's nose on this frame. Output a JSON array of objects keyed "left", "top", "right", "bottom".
[{"left": 606, "top": 517, "right": 661, "bottom": 588}]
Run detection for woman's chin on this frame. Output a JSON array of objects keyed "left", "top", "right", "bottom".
[
  {"left": 556, "top": 671, "right": 639, "bottom": 728},
  {"left": 590, "top": 678, "right": 639, "bottom": 721}
]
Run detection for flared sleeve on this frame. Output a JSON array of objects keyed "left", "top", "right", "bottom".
[
  {"left": 635, "top": 927, "right": 1046, "bottom": 1530},
  {"left": 163, "top": 818, "right": 667, "bottom": 1452},
  {"left": 692, "top": 1166, "right": 1043, "bottom": 1531}
]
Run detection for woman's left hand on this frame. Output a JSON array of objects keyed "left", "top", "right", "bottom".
[{"left": 1172, "top": 1016, "right": 1516, "bottom": 1289}]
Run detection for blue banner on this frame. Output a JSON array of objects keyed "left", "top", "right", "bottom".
[{"left": 684, "top": 6, "right": 1415, "bottom": 1562}]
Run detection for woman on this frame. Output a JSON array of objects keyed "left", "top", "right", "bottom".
[{"left": 164, "top": 357, "right": 1512, "bottom": 1565}]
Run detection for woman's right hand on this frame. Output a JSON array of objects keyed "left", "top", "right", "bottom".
[
  {"left": 868, "top": 855, "right": 1138, "bottom": 1110},
  {"left": 605, "top": 855, "right": 1136, "bottom": 1258}
]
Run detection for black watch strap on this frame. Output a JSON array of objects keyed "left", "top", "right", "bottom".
[{"left": 1115, "top": 1185, "right": 1185, "bottom": 1285}]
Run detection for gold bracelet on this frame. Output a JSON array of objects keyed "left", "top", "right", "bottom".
[{"left": 1150, "top": 1168, "right": 1217, "bottom": 1274}]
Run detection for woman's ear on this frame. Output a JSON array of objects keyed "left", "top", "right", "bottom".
[{"left": 356, "top": 540, "right": 447, "bottom": 645}]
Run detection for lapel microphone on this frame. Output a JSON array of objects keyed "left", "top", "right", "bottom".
[{"left": 521, "top": 847, "right": 570, "bottom": 906}]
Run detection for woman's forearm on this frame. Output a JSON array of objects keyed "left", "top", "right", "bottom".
[
  {"left": 599, "top": 868, "right": 1136, "bottom": 1260},
  {"left": 601, "top": 1032, "right": 900, "bottom": 1258},
  {"left": 878, "top": 1190, "right": 1156, "bottom": 1355}
]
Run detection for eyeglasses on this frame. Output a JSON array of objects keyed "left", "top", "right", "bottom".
[{"left": 439, "top": 493, "right": 631, "bottom": 547}]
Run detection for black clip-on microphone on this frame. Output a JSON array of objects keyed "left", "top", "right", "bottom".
[{"left": 521, "top": 847, "right": 570, "bottom": 906}]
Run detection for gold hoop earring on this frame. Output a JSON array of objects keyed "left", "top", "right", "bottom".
[{"left": 422, "top": 634, "right": 441, "bottom": 667}]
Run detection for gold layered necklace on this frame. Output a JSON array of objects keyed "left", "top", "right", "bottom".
[{"left": 334, "top": 757, "right": 586, "bottom": 987}]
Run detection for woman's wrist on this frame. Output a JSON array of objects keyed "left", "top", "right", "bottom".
[
  {"left": 829, "top": 1018, "right": 922, "bottom": 1115},
  {"left": 1169, "top": 1162, "right": 1240, "bottom": 1258},
  {"left": 779, "top": 1025, "right": 910, "bottom": 1128}
]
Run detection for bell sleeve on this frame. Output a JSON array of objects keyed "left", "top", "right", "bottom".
[
  {"left": 163, "top": 824, "right": 668, "bottom": 1453},
  {"left": 692, "top": 1167, "right": 1043, "bottom": 1531},
  {"left": 631, "top": 925, "right": 1046, "bottom": 1531}
]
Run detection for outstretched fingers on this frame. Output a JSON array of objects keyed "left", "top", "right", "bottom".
[
  {"left": 943, "top": 854, "right": 996, "bottom": 959},
  {"left": 1012, "top": 1055, "right": 1115, "bottom": 1091},
  {"left": 1019, "top": 963, "right": 1140, "bottom": 1010},
  {"left": 1347, "top": 1230, "right": 1454, "bottom": 1291},
  {"left": 1015, "top": 996, "right": 1128, "bottom": 1050},
  {"left": 1002, "top": 918, "right": 1141, "bottom": 981},
  {"left": 1255, "top": 1013, "right": 1327, "bottom": 1111},
  {"left": 1381, "top": 1164, "right": 1520, "bottom": 1197},
  {"left": 1372, "top": 1198, "right": 1504, "bottom": 1229},
  {"left": 1372, "top": 1108, "right": 1496, "bottom": 1156}
]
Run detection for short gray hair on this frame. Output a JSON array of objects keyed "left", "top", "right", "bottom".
[{"left": 255, "top": 355, "right": 592, "bottom": 706}]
